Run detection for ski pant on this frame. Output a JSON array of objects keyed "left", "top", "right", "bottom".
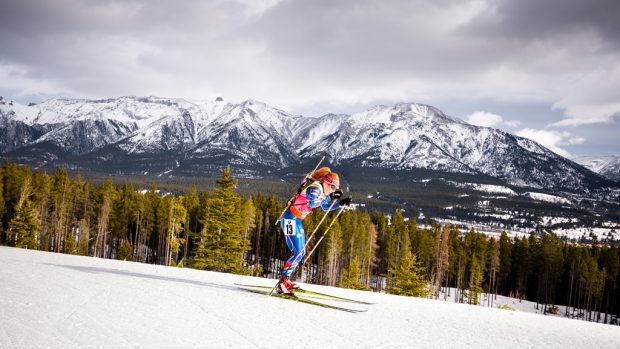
[{"left": 280, "top": 209, "right": 306, "bottom": 278}]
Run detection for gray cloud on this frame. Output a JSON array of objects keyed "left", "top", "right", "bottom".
[{"left": 465, "top": 0, "right": 620, "bottom": 48}]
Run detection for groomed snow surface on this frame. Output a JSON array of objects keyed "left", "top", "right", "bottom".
[{"left": 1, "top": 247, "right": 619, "bottom": 349}]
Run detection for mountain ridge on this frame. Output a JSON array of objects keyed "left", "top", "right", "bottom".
[
  {"left": 0, "top": 96, "right": 615, "bottom": 196},
  {"left": 573, "top": 155, "right": 620, "bottom": 182}
]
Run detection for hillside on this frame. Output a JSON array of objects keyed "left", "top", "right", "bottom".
[
  {"left": 3, "top": 97, "right": 619, "bottom": 237},
  {"left": 573, "top": 155, "right": 620, "bottom": 182},
  {"left": 1, "top": 246, "right": 618, "bottom": 348}
]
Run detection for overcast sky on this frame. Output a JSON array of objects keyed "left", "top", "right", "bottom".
[{"left": 1, "top": 0, "right": 618, "bottom": 157}]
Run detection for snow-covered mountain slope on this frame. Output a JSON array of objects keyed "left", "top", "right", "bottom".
[
  {"left": 0, "top": 114, "right": 44, "bottom": 153},
  {"left": 1, "top": 97, "right": 302, "bottom": 168},
  {"left": 1, "top": 97, "right": 193, "bottom": 155},
  {"left": 188, "top": 99, "right": 302, "bottom": 168},
  {"left": 2, "top": 246, "right": 618, "bottom": 349},
  {"left": 297, "top": 103, "right": 607, "bottom": 192},
  {"left": 0, "top": 97, "right": 613, "bottom": 193},
  {"left": 573, "top": 155, "right": 620, "bottom": 182},
  {"left": 297, "top": 104, "right": 475, "bottom": 173}
]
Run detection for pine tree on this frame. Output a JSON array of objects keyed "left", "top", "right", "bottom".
[
  {"left": 387, "top": 249, "right": 429, "bottom": 297},
  {"left": 2, "top": 160, "right": 27, "bottom": 245},
  {"left": 95, "top": 179, "right": 115, "bottom": 258},
  {"left": 385, "top": 209, "right": 409, "bottom": 279},
  {"left": 536, "top": 233, "right": 563, "bottom": 312},
  {"left": 192, "top": 166, "right": 250, "bottom": 274},
  {"left": 51, "top": 168, "right": 72, "bottom": 253},
  {"left": 31, "top": 171, "right": 52, "bottom": 250},
  {"left": 240, "top": 198, "right": 256, "bottom": 243},
  {"left": 448, "top": 228, "right": 467, "bottom": 303},
  {"left": 468, "top": 255, "right": 484, "bottom": 305},
  {"left": 8, "top": 175, "right": 39, "bottom": 249},
  {"left": 64, "top": 228, "right": 78, "bottom": 254},
  {"left": 117, "top": 238, "right": 133, "bottom": 261},
  {"left": 182, "top": 185, "right": 200, "bottom": 261},
  {"left": 487, "top": 238, "right": 500, "bottom": 307},
  {"left": 355, "top": 212, "right": 375, "bottom": 288},
  {"left": 323, "top": 218, "right": 343, "bottom": 286},
  {"left": 11, "top": 203, "right": 39, "bottom": 249},
  {"left": 512, "top": 236, "right": 530, "bottom": 300},
  {"left": 371, "top": 212, "right": 389, "bottom": 284},
  {"left": 165, "top": 196, "right": 186, "bottom": 266},
  {"left": 110, "top": 183, "right": 138, "bottom": 260},
  {"left": 430, "top": 225, "right": 450, "bottom": 299},
  {"left": 71, "top": 172, "right": 93, "bottom": 256},
  {"left": 387, "top": 221, "right": 428, "bottom": 297},
  {"left": 338, "top": 256, "right": 368, "bottom": 290},
  {"left": 77, "top": 219, "right": 90, "bottom": 256},
  {"left": 598, "top": 247, "right": 619, "bottom": 323},
  {"left": 133, "top": 187, "right": 151, "bottom": 262},
  {"left": 498, "top": 232, "right": 512, "bottom": 295}
]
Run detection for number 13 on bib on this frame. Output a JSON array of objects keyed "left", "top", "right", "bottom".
[{"left": 284, "top": 219, "right": 296, "bottom": 236}]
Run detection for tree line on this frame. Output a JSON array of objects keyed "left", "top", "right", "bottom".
[{"left": 1, "top": 159, "right": 618, "bottom": 324}]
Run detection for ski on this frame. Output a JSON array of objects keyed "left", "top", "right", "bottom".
[
  {"left": 234, "top": 283, "right": 375, "bottom": 305},
  {"left": 237, "top": 286, "right": 367, "bottom": 313}
]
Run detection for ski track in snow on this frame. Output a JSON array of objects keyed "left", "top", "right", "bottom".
[{"left": 1, "top": 246, "right": 619, "bottom": 349}]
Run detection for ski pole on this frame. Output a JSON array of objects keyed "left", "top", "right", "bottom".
[
  {"left": 301, "top": 205, "right": 346, "bottom": 266},
  {"left": 275, "top": 156, "right": 325, "bottom": 226},
  {"left": 294, "top": 204, "right": 347, "bottom": 282},
  {"left": 301, "top": 199, "right": 337, "bottom": 251}
]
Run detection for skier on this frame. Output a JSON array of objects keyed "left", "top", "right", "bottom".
[{"left": 276, "top": 168, "right": 351, "bottom": 294}]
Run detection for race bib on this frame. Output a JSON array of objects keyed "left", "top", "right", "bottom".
[{"left": 283, "top": 219, "right": 296, "bottom": 236}]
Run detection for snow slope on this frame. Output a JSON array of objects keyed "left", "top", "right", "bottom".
[
  {"left": 1, "top": 246, "right": 619, "bottom": 349},
  {"left": 573, "top": 155, "right": 620, "bottom": 182}
]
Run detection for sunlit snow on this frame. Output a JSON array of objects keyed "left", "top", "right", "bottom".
[{"left": 2, "top": 247, "right": 619, "bottom": 349}]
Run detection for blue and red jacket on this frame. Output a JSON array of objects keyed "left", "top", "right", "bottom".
[{"left": 289, "top": 181, "right": 342, "bottom": 219}]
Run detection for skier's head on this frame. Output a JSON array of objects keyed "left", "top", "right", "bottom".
[{"left": 322, "top": 172, "right": 340, "bottom": 193}]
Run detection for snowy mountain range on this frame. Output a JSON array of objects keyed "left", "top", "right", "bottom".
[
  {"left": 573, "top": 155, "right": 620, "bottom": 182},
  {"left": 0, "top": 96, "right": 615, "bottom": 197}
]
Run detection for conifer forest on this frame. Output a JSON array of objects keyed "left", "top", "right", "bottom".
[{"left": 1, "top": 160, "right": 618, "bottom": 324}]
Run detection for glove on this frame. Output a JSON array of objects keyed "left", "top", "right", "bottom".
[
  {"left": 338, "top": 197, "right": 352, "bottom": 206},
  {"left": 331, "top": 189, "right": 343, "bottom": 200}
]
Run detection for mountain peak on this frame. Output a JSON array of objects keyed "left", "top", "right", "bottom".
[
  {"left": 240, "top": 98, "right": 269, "bottom": 109},
  {"left": 347, "top": 102, "right": 438, "bottom": 125}
]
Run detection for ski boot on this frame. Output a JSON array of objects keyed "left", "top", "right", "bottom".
[
  {"left": 285, "top": 277, "right": 300, "bottom": 290},
  {"left": 276, "top": 275, "right": 298, "bottom": 295}
]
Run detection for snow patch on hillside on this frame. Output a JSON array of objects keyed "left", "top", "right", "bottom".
[
  {"left": 523, "top": 192, "right": 571, "bottom": 205},
  {"left": 448, "top": 182, "right": 517, "bottom": 195},
  {"left": 553, "top": 227, "right": 619, "bottom": 241},
  {"left": 573, "top": 155, "right": 620, "bottom": 174}
]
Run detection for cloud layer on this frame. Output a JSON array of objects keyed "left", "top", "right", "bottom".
[
  {"left": 467, "top": 111, "right": 504, "bottom": 127},
  {"left": 516, "top": 128, "right": 585, "bottom": 157}
]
